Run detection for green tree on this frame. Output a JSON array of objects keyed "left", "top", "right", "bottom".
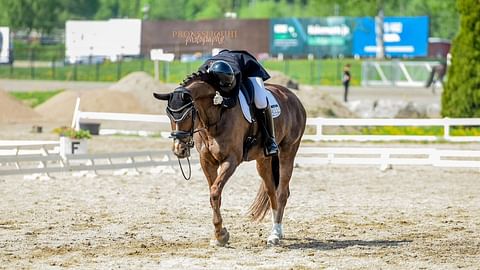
[
  {"left": 0, "top": 0, "right": 461, "bottom": 41},
  {"left": 148, "top": 0, "right": 187, "bottom": 20},
  {"left": 0, "top": 4, "right": 7, "bottom": 25},
  {"left": 95, "top": 0, "right": 121, "bottom": 19},
  {"left": 238, "top": 0, "right": 291, "bottom": 18},
  {"left": 442, "top": 0, "right": 480, "bottom": 117},
  {"left": 61, "top": 0, "right": 100, "bottom": 20},
  {"left": 95, "top": 0, "right": 142, "bottom": 19},
  {"left": 184, "top": 0, "right": 234, "bottom": 20},
  {"left": 0, "top": 0, "right": 63, "bottom": 34},
  {"left": 195, "top": 3, "right": 222, "bottom": 20}
]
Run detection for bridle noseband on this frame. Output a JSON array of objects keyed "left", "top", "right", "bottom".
[
  {"left": 164, "top": 88, "right": 198, "bottom": 180},
  {"left": 166, "top": 98, "right": 196, "bottom": 148}
]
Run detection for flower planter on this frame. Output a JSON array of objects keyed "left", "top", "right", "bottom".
[{"left": 79, "top": 122, "right": 100, "bottom": 135}]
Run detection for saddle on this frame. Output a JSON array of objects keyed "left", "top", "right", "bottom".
[
  {"left": 220, "top": 81, "right": 281, "bottom": 161},
  {"left": 239, "top": 80, "right": 259, "bottom": 161}
]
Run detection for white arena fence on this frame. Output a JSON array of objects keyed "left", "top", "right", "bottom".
[
  {"left": 0, "top": 140, "right": 60, "bottom": 156},
  {"left": 304, "top": 117, "right": 480, "bottom": 142},
  {"left": 73, "top": 107, "right": 480, "bottom": 142},
  {"left": 0, "top": 143, "right": 193, "bottom": 177},
  {"left": 296, "top": 147, "right": 480, "bottom": 171},
  {"left": 2, "top": 101, "right": 480, "bottom": 177},
  {"left": 2, "top": 141, "right": 480, "bottom": 177}
]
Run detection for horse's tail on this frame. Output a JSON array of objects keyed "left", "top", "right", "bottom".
[{"left": 249, "top": 155, "right": 280, "bottom": 222}]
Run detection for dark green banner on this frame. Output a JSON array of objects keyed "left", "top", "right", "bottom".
[{"left": 270, "top": 17, "right": 354, "bottom": 57}]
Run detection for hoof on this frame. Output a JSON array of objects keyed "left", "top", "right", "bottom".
[
  {"left": 210, "top": 228, "right": 230, "bottom": 247},
  {"left": 267, "top": 234, "right": 280, "bottom": 246}
]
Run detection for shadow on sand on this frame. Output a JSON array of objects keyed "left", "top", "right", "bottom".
[{"left": 283, "top": 237, "right": 411, "bottom": 250}]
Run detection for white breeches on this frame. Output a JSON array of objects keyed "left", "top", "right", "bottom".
[{"left": 248, "top": 77, "right": 268, "bottom": 109}]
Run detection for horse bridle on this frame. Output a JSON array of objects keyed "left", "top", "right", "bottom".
[
  {"left": 165, "top": 84, "right": 228, "bottom": 179},
  {"left": 166, "top": 87, "right": 222, "bottom": 148},
  {"left": 164, "top": 89, "right": 198, "bottom": 180},
  {"left": 166, "top": 98, "right": 196, "bottom": 149}
]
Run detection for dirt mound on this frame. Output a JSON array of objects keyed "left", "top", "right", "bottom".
[
  {"left": 35, "top": 90, "right": 149, "bottom": 124},
  {"left": 35, "top": 72, "right": 180, "bottom": 124},
  {"left": 0, "top": 89, "right": 42, "bottom": 123},
  {"left": 267, "top": 70, "right": 299, "bottom": 90},
  {"left": 108, "top": 71, "right": 162, "bottom": 93},
  {"left": 108, "top": 71, "right": 177, "bottom": 114},
  {"left": 295, "top": 87, "right": 356, "bottom": 118}
]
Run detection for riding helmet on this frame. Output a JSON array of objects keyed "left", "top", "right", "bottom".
[{"left": 207, "top": 60, "right": 236, "bottom": 93}]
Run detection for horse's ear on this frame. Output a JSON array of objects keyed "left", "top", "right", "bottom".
[{"left": 153, "top": 92, "right": 171, "bottom": 101}]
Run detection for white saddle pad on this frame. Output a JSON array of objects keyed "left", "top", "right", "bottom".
[{"left": 239, "top": 90, "right": 281, "bottom": 123}]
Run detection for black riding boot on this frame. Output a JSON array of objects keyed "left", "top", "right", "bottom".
[{"left": 259, "top": 105, "right": 279, "bottom": 156}]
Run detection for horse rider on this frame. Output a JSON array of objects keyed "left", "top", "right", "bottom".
[{"left": 198, "top": 49, "right": 278, "bottom": 156}]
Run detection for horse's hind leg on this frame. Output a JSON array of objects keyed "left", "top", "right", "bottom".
[
  {"left": 255, "top": 158, "right": 282, "bottom": 245},
  {"left": 270, "top": 145, "right": 299, "bottom": 243}
]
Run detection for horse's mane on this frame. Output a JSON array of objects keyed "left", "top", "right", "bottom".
[{"left": 180, "top": 70, "right": 211, "bottom": 87}]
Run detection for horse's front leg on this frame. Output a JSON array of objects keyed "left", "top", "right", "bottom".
[
  {"left": 209, "top": 158, "right": 238, "bottom": 246},
  {"left": 199, "top": 152, "right": 218, "bottom": 187}
]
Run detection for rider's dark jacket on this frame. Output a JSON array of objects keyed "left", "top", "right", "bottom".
[{"left": 198, "top": 49, "right": 270, "bottom": 97}]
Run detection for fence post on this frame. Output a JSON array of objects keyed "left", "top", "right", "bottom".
[
  {"left": 443, "top": 118, "right": 450, "bottom": 141},
  {"left": 163, "top": 61, "right": 169, "bottom": 82},
  {"left": 73, "top": 62, "right": 77, "bottom": 81},
  {"left": 379, "top": 152, "right": 392, "bottom": 171},
  {"left": 154, "top": 60, "right": 159, "bottom": 81},
  {"left": 316, "top": 121, "right": 323, "bottom": 141},
  {"left": 117, "top": 57, "right": 122, "bottom": 80},
  {"left": 71, "top": 97, "right": 80, "bottom": 130},
  {"left": 391, "top": 60, "right": 396, "bottom": 86},
  {"left": 361, "top": 61, "right": 367, "bottom": 86},
  {"left": 140, "top": 56, "right": 145, "bottom": 71},
  {"left": 310, "top": 59, "right": 314, "bottom": 85},
  {"left": 30, "top": 48, "right": 35, "bottom": 79},
  {"left": 95, "top": 62, "right": 100, "bottom": 81},
  {"left": 317, "top": 59, "right": 321, "bottom": 84},
  {"left": 51, "top": 57, "right": 56, "bottom": 79},
  {"left": 336, "top": 57, "right": 340, "bottom": 85}
]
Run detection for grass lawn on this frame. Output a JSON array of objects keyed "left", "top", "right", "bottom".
[
  {"left": 9, "top": 90, "right": 64, "bottom": 108},
  {"left": 363, "top": 126, "right": 480, "bottom": 137},
  {"left": 0, "top": 58, "right": 362, "bottom": 86}
]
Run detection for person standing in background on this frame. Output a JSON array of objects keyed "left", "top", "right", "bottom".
[{"left": 342, "top": 63, "right": 351, "bottom": 102}]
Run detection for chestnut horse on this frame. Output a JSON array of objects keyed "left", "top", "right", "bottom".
[{"left": 154, "top": 71, "right": 306, "bottom": 246}]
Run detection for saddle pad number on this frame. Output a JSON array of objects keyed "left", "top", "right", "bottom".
[{"left": 270, "top": 104, "right": 281, "bottom": 118}]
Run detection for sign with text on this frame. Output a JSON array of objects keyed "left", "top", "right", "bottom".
[
  {"left": 270, "top": 17, "right": 354, "bottom": 57},
  {"left": 352, "top": 16, "right": 429, "bottom": 57}
]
